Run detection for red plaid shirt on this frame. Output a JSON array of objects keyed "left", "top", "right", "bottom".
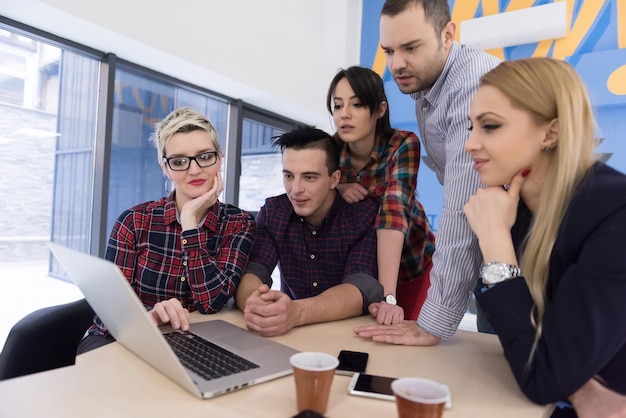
[
  {"left": 88, "top": 193, "right": 255, "bottom": 337},
  {"left": 339, "top": 130, "right": 435, "bottom": 284}
]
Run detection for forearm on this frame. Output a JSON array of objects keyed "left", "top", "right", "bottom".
[
  {"left": 418, "top": 208, "right": 482, "bottom": 338},
  {"left": 235, "top": 273, "right": 263, "bottom": 310},
  {"left": 418, "top": 81, "right": 492, "bottom": 338},
  {"left": 475, "top": 219, "right": 517, "bottom": 265},
  {"left": 569, "top": 379, "right": 600, "bottom": 408},
  {"left": 479, "top": 236, "right": 518, "bottom": 265},
  {"left": 293, "top": 283, "right": 363, "bottom": 326},
  {"left": 376, "top": 228, "right": 404, "bottom": 296},
  {"left": 569, "top": 378, "right": 626, "bottom": 418},
  {"left": 187, "top": 220, "right": 255, "bottom": 313}
]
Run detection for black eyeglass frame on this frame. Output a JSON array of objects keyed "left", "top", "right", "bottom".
[{"left": 162, "top": 151, "right": 219, "bottom": 171}]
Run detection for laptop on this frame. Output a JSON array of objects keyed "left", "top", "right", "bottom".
[{"left": 48, "top": 242, "right": 299, "bottom": 399}]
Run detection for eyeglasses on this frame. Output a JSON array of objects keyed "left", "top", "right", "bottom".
[{"left": 162, "top": 151, "right": 219, "bottom": 171}]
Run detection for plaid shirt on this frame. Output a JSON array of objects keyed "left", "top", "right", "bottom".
[
  {"left": 245, "top": 193, "right": 381, "bottom": 307},
  {"left": 339, "top": 129, "right": 435, "bottom": 284},
  {"left": 88, "top": 193, "right": 255, "bottom": 337}
]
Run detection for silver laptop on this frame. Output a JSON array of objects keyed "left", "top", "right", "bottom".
[{"left": 48, "top": 242, "right": 299, "bottom": 399}]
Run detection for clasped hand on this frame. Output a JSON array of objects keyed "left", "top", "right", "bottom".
[{"left": 243, "top": 284, "right": 298, "bottom": 337}]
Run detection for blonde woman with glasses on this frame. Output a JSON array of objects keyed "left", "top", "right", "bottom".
[{"left": 78, "top": 107, "right": 255, "bottom": 353}]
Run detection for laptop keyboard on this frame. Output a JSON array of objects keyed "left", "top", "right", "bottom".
[{"left": 164, "top": 331, "right": 260, "bottom": 381}]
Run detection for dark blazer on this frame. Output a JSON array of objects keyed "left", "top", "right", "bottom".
[{"left": 477, "top": 162, "right": 626, "bottom": 405}]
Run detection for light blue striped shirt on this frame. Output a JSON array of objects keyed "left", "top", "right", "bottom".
[{"left": 411, "top": 42, "right": 501, "bottom": 338}]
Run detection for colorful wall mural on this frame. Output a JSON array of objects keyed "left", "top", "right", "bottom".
[{"left": 361, "top": 0, "right": 626, "bottom": 231}]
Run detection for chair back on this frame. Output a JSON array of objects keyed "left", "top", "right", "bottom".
[{"left": 0, "top": 298, "right": 94, "bottom": 380}]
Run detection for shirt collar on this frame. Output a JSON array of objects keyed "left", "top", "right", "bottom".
[
  {"left": 296, "top": 192, "right": 344, "bottom": 228},
  {"left": 339, "top": 135, "right": 382, "bottom": 169},
  {"left": 164, "top": 191, "right": 219, "bottom": 231}
]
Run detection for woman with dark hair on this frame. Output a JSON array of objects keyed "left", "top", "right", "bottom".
[{"left": 327, "top": 66, "right": 435, "bottom": 323}]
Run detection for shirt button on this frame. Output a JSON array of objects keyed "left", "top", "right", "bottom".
[
  {"left": 181, "top": 277, "right": 186, "bottom": 282},
  {"left": 310, "top": 254, "right": 315, "bottom": 260},
  {"left": 182, "top": 239, "right": 188, "bottom": 245},
  {"left": 312, "top": 230, "right": 317, "bottom": 236},
  {"left": 312, "top": 282, "right": 318, "bottom": 287},
  {"left": 183, "top": 261, "right": 187, "bottom": 266}
]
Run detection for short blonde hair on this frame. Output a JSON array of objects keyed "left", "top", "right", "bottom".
[{"left": 150, "top": 107, "right": 221, "bottom": 162}]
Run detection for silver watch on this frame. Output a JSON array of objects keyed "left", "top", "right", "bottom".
[
  {"left": 480, "top": 262, "right": 521, "bottom": 285},
  {"left": 384, "top": 294, "right": 397, "bottom": 305}
]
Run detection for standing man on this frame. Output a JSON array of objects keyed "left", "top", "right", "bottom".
[
  {"left": 235, "top": 127, "right": 384, "bottom": 337},
  {"left": 365, "top": 0, "right": 501, "bottom": 343}
]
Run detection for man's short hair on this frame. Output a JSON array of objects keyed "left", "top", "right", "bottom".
[
  {"left": 381, "top": 0, "right": 451, "bottom": 36},
  {"left": 272, "top": 127, "right": 339, "bottom": 174}
]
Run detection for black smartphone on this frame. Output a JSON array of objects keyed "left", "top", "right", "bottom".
[
  {"left": 336, "top": 350, "right": 369, "bottom": 376},
  {"left": 348, "top": 372, "right": 397, "bottom": 401}
]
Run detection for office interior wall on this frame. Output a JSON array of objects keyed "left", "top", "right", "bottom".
[{"left": 0, "top": 0, "right": 363, "bottom": 132}]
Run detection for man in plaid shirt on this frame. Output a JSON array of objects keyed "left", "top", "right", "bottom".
[{"left": 235, "top": 127, "right": 384, "bottom": 337}]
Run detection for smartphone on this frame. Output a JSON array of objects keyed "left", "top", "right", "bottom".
[
  {"left": 336, "top": 350, "right": 369, "bottom": 376},
  {"left": 350, "top": 373, "right": 454, "bottom": 409},
  {"left": 348, "top": 372, "right": 397, "bottom": 401}
]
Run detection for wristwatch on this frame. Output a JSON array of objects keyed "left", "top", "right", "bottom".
[
  {"left": 480, "top": 262, "right": 521, "bottom": 285},
  {"left": 384, "top": 294, "right": 397, "bottom": 305}
]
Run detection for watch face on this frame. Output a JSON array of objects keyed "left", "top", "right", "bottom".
[
  {"left": 482, "top": 264, "right": 507, "bottom": 283},
  {"left": 481, "top": 263, "right": 520, "bottom": 284},
  {"left": 385, "top": 295, "right": 397, "bottom": 305}
]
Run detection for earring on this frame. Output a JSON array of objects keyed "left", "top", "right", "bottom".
[
  {"left": 164, "top": 179, "right": 175, "bottom": 193},
  {"left": 543, "top": 146, "right": 552, "bottom": 152}
]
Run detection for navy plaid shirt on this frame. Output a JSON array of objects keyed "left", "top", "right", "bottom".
[
  {"left": 245, "top": 193, "right": 381, "bottom": 308},
  {"left": 88, "top": 192, "right": 255, "bottom": 337}
]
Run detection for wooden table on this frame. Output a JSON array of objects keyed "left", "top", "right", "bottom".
[{"left": 0, "top": 307, "right": 554, "bottom": 417}]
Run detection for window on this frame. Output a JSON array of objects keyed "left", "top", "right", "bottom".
[
  {"left": 0, "top": 21, "right": 102, "bottom": 281},
  {"left": 0, "top": 17, "right": 305, "bottom": 284},
  {"left": 237, "top": 109, "right": 301, "bottom": 213}
]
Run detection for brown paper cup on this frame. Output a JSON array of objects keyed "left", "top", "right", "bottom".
[
  {"left": 289, "top": 352, "right": 339, "bottom": 415},
  {"left": 391, "top": 377, "right": 450, "bottom": 418}
]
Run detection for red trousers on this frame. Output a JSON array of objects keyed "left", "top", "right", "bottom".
[{"left": 396, "top": 263, "right": 432, "bottom": 321}]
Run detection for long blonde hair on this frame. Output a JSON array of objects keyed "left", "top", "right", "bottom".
[{"left": 480, "top": 58, "right": 596, "bottom": 359}]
